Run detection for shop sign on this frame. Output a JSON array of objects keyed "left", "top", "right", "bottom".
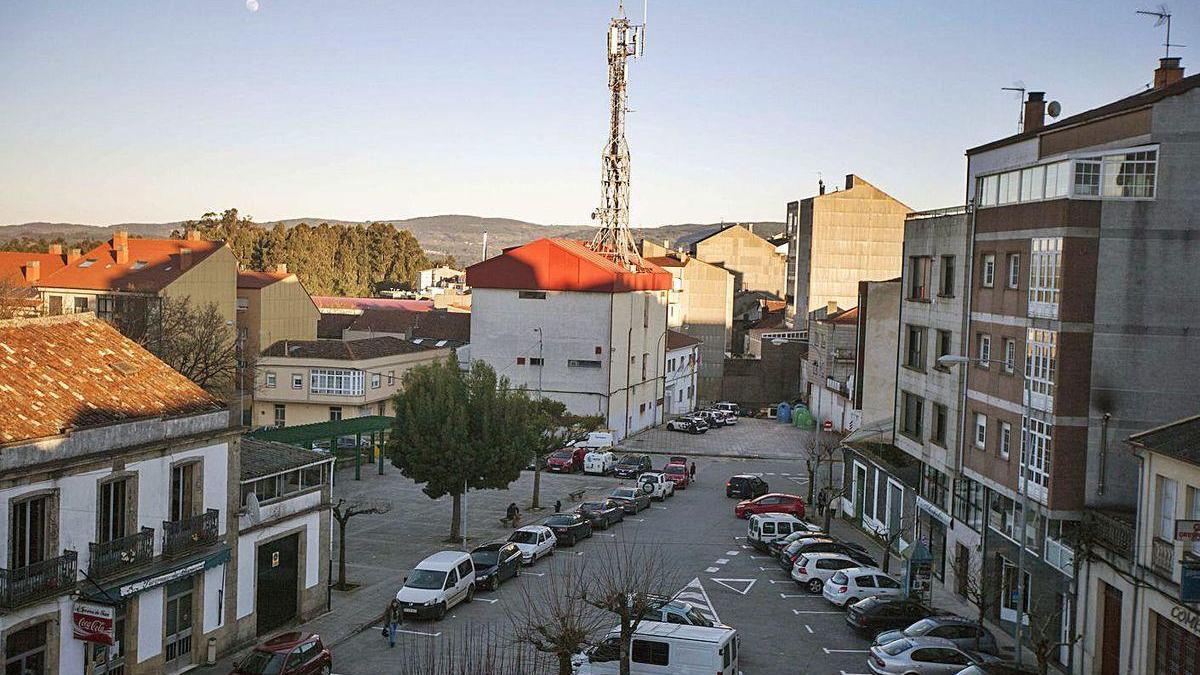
[
  {"left": 1169, "top": 603, "right": 1200, "bottom": 637},
  {"left": 119, "top": 560, "right": 204, "bottom": 597},
  {"left": 1176, "top": 520, "right": 1200, "bottom": 542},
  {"left": 73, "top": 601, "right": 115, "bottom": 645},
  {"left": 916, "top": 496, "right": 951, "bottom": 526}
]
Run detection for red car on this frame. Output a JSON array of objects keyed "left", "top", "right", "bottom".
[
  {"left": 232, "top": 632, "right": 331, "bottom": 675},
  {"left": 663, "top": 463, "right": 691, "bottom": 489},
  {"left": 734, "top": 493, "right": 805, "bottom": 519},
  {"left": 546, "top": 447, "right": 587, "bottom": 473}
]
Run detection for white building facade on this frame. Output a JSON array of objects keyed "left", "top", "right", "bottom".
[{"left": 664, "top": 330, "right": 701, "bottom": 417}]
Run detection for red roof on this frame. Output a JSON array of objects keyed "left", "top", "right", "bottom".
[
  {"left": 312, "top": 296, "right": 434, "bottom": 313},
  {"left": 237, "top": 270, "right": 291, "bottom": 289},
  {"left": 40, "top": 238, "right": 226, "bottom": 292},
  {"left": 0, "top": 252, "right": 67, "bottom": 289},
  {"left": 666, "top": 329, "right": 702, "bottom": 350},
  {"left": 467, "top": 238, "right": 672, "bottom": 293},
  {"left": 820, "top": 306, "right": 859, "bottom": 325},
  {"left": 644, "top": 255, "right": 686, "bottom": 268}
]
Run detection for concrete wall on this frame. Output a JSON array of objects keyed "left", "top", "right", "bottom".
[
  {"left": 664, "top": 344, "right": 699, "bottom": 416},
  {"left": 693, "top": 225, "right": 786, "bottom": 300},
  {"left": 719, "top": 340, "right": 805, "bottom": 409},
  {"left": 672, "top": 258, "right": 733, "bottom": 400},
  {"left": 161, "top": 245, "right": 239, "bottom": 329},
  {"left": 239, "top": 277, "right": 319, "bottom": 358},
  {"left": 859, "top": 279, "right": 901, "bottom": 424}
]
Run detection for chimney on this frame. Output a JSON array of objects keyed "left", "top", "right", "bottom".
[
  {"left": 1023, "top": 92, "right": 1046, "bottom": 133},
  {"left": 47, "top": 244, "right": 63, "bottom": 255},
  {"left": 24, "top": 260, "right": 40, "bottom": 283},
  {"left": 273, "top": 263, "right": 288, "bottom": 274},
  {"left": 826, "top": 300, "right": 838, "bottom": 316},
  {"left": 180, "top": 247, "right": 192, "bottom": 270},
  {"left": 662, "top": 239, "right": 669, "bottom": 249},
  {"left": 818, "top": 179, "right": 826, "bottom": 196},
  {"left": 115, "top": 244, "right": 129, "bottom": 265},
  {"left": 185, "top": 229, "right": 203, "bottom": 242},
  {"left": 844, "top": 174, "right": 855, "bottom": 190},
  {"left": 67, "top": 248, "right": 81, "bottom": 264},
  {"left": 112, "top": 230, "right": 128, "bottom": 249},
  {"left": 747, "top": 223, "right": 755, "bottom": 235},
  {"left": 1155, "top": 57, "right": 1184, "bottom": 89}
]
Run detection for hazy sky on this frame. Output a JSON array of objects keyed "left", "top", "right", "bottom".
[{"left": 1, "top": 1, "right": 1194, "bottom": 227}]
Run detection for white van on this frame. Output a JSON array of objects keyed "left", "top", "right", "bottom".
[
  {"left": 576, "top": 430, "right": 616, "bottom": 449},
  {"left": 747, "top": 513, "right": 806, "bottom": 552},
  {"left": 584, "top": 450, "right": 617, "bottom": 475},
  {"left": 577, "top": 623, "right": 739, "bottom": 675},
  {"left": 394, "top": 551, "right": 476, "bottom": 620}
]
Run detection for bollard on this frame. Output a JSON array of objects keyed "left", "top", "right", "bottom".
[{"left": 206, "top": 636, "right": 217, "bottom": 665}]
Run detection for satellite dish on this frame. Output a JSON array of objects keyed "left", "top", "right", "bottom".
[
  {"left": 246, "top": 492, "right": 262, "bottom": 525},
  {"left": 1047, "top": 101, "right": 1062, "bottom": 118}
]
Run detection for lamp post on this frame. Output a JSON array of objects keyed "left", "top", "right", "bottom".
[
  {"left": 938, "top": 352, "right": 1033, "bottom": 665},
  {"left": 533, "top": 327, "right": 544, "bottom": 400}
]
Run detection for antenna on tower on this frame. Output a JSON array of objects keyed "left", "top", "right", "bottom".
[
  {"left": 1001, "top": 82, "right": 1026, "bottom": 133},
  {"left": 590, "top": 1, "right": 647, "bottom": 269},
  {"left": 1137, "top": 5, "right": 1185, "bottom": 59}
]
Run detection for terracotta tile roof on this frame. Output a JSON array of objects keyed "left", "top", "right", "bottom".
[
  {"left": 237, "top": 270, "right": 292, "bottom": 289},
  {"left": 346, "top": 308, "right": 421, "bottom": 335},
  {"left": 0, "top": 252, "right": 68, "bottom": 288},
  {"left": 411, "top": 310, "right": 471, "bottom": 344},
  {"left": 316, "top": 313, "right": 357, "bottom": 339},
  {"left": 0, "top": 314, "right": 223, "bottom": 445},
  {"left": 312, "top": 297, "right": 433, "bottom": 312},
  {"left": 763, "top": 300, "right": 787, "bottom": 312},
  {"left": 666, "top": 329, "right": 702, "bottom": 350},
  {"left": 1127, "top": 413, "right": 1200, "bottom": 467},
  {"left": 820, "top": 306, "right": 859, "bottom": 325},
  {"left": 467, "top": 238, "right": 672, "bottom": 292},
  {"left": 40, "top": 238, "right": 226, "bottom": 293},
  {"left": 260, "top": 336, "right": 445, "bottom": 360},
  {"left": 644, "top": 255, "right": 686, "bottom": 268},
  {"left": 241, "top": 438, "right": 332, "bottom": 480}
]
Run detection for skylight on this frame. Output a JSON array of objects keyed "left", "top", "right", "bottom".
[{"left": 78, "top": 259, "right": 96, "bottom": 268}]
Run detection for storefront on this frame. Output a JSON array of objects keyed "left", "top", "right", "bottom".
[{"left": 1154, "top": 608, "right": 1200, "bottom": 674}]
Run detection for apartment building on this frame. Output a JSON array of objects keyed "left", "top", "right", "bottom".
[
  {"left": 961, "top": 58, "right": 1200, "bottom": 664},
  {"left": 0, "top": 314, "right": 236, "bottom": 675},
  {"left": 641, "top": 241, "right": 734, "bottom": 399},
  {"left": 685, "top": 224, "right": 786, "bottom": 300},
  {"left": 802, "top": 304, "right": 859, "bottom": 431},
  {"left": 253, "top": 337, "right": 451, "bottom": 428},
  {"left": 785, "top": 174, "right": 910, "bottom": 328},
  {"left": 0, "top": 246, "right": 69, "bottom": 317},
  {"left": 664, "top": 329, "right": 701, "bottom": 416},
  {"left": 236, "top": 265, "right": 320, "bottom": 359},
  {"left": 467, "top": 238, "right": 671, "bottom": 441}
]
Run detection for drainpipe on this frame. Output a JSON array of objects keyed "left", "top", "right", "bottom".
[{"left": 1097, "top": 413, "right": 1111, "bottom": 496}]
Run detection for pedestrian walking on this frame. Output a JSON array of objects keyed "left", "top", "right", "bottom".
[
  {"left": 689, "top": 461, "right": 696, "bottom": 482},
  {"left": 554, "top": 499, "right": 562, "bottom": 513},
  {"left": 383, "top": 598, "right": 402, "bottom": 648},
  {"left": 816, "top": 487, "right": 829, "bottom": 517},
  {"left": 506, "top": 502, "right": 520, "bottom": 526}
]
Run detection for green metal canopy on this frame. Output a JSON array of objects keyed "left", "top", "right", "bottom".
[{"left": 248, "top": 415, "right": 395, "bottom": 480}]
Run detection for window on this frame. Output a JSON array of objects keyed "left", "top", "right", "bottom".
[
  {"left": 1000, "top": 556, "right": 1031, "bottom": 620},
  {"left": 932, "top": 404, "right": 948, "bottom": 446},
  {"left": 935, "top": 330, "right": 952, "bottom": 370},
  {"left": 977, "top": 333, "right": 991, "bottom": 365},
  {"left": 1021, "top": 416, "right": 1052, "bottom": 502},
  {"left": 1073, "top": 157, "right": 1101, "bottom": 196},
  {"left": 1102, "top": 149, "right": 1157, "bottom": 198},
  {"left": 528, "top": 357, "right": 544, "bottom": 366},
  {"left": 568, "top": 359, "right": 602, "bottom": 368},
  {"left": 274, "top": 404, "right": 286, "bottom": 427},
  {"left": 265, "top": 371, "right": 277, "bottom": 388},
  {"left": 1028, "top": 237, "right": 1062, "bottom": 319},
  {"left": 236, "top": 297, "right": 249, "bottom": 312},
  {"left": 974, "top": 413, "right": 987, "bottom": 449},
  {"left": 370, "top": 373, "right": 381, "bottom": 389},
  {"left": 98, "top": 478, "right": 129, "bottom": 543},
  {"left": 641, "top": 352, "right": 649, "bottom": 380},
  {"left": 1006, "top": 254, "right": 1020, "bottom": 289},
  {"left": 899, "top": 391, "right": 924, "bottom": 440},
  {"left": 97, "top": 295, "right": 116, "bottom": 320},
  {"left": 310, "top": 369, "right": 364, "bottom": 396},
  {"left": 1020, "top": 164, "right": 1046, "bottom": 202},
  {"left": 999, "top": 422, "right": 1012, "bottom": 460},
  {"left": 921, "top": 465, "right": 949, "bottom": 512},
  {"left": 997, "top": 171, "right": 1018, "bottom": 204},
  {"left": 643, "top": 296, "right": 649, "bottom": 328},
  {"left": 908, "top": 256, "right": 932, "bottom": 301},
  {"left": 291, "top": 374, "right": 303, "bottom": 390},
  {"left": 953, "top": 477, "right": 985, "bottom": 532},
  {"left": 1003, "top": 339, "right": 1016, "bottom": 373},
  {"left": 1045, "top": 160, "right": 1071, "bottom": 198},
  {"left": 981, "top": 254, "right": 995, "bottom": 288},
  {"left": 939, "top": 256, "right": 955, "bottom": 297},
  {"left": 1189, "top": 486, "right": 1200, "bottom": 558},
  {"left": 905, "top": 325, "right": 926, "bottom": 371},
  {"left": 9, "top": 494, "right": 50, "bottom": 569},
  {"left": 978, "top": 174, "right": 999, "bottom": 207},
  {"left": 387, "top": 370, "right": 396, "bottom": 385},
  {"left": 170, "top": 462, "right": 198, "bottom": 522},
  {"left": 518, "top": 291, "right": 546, "bottom": 300},
  {"left": 1025, "top": 328, "right": 1057, "bottom": 412},
  {"left": 631, "top": 639, "right": 669, "bottom": 666},
  {"left": 5, "top": 622, "right": 48, "bottom": 675},
  {"left": 74, "top": 296, "right": 89, "bottom": 313},
  {"left": 516, "top": 357, "right": 526, "bottom": 365},
  {"left": 329, "top": 407, "right": 342, "bottom": 422}
]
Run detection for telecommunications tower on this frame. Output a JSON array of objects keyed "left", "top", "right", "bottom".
[{"left": 590, "top": 1, "right": 646, "bottom": 267}]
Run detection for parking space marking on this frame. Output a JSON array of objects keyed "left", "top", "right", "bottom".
[
  {"left": 523, "top": 572, "right": 546, "bottom": 577},
  {"left": 749, "top": 555, "right": 771, "bottom": 559},
  {"left": 379, "top": 627, "right": 441, "bottom": 638},
  {"left": 476, "top": 598, "right": 499, "bottom": 604},
  {"left": 724, "top": 550, "right": 739, "bottom": 555},
  {"left": 628, "top": 518, "right": 645, "bottom": 522},
  {"left": 804, "top": 625, "right": 813, "bottom": 633},
  {"left": 676, "top": 578, "right": 722, "bottom": 625},
  {"left": 841, "top": 671, "right": 872, "bottom": 675},
  {"left": 823, "top": 648, "right": 869, "bottom": 654},
  {"left": 791, "top": 609, "right": 842, "bottom": 614},
  {"left": 779, "top": 593, "right": 820, "bottom": 598},
  {"left": 709, "top": 578, "right": 756, "bottom": 595},
  {"left": 715, "top": 558, "right": 729, "bottom": 565},
  {"left": 767, "top": 580, "right": 792, "bottom": 584},
  {"left": 705, "top": 566, "right": 720, "bottom": 573}
]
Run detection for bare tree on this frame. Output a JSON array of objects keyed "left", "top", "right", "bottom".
[
  {"left": 580, "top": 543, "right": 683, "bottom": 675},
  {"left": 802, "top": 431, "right": 842, "bottom": 506},
  {"left": 0, "top": 273, "right": 37, "bottom": 320},
  {"left": 820, "top": 483, "right": 852, "bottom": 533},
  {"left": 870, "top": 513, "right": 917, "bottom": 574},
  {"left": 510, "top": 557, "right": 607, "bottom": 675},
  {"left": 1026, "top": 599, "right": 1079, "bottom": 675},
  {"left": 111, "top": 296, "right": 239, "bottom": 395},
  {"left": 331, "top": 499, "right": 391, "bottom": 590},
  {"left": 396, "top": 624, "right": 550, "bottom": 675},
  {"left": 953, "top": 552, "right": 997, "bottom": 652}
]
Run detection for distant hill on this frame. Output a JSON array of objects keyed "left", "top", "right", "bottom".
[{"left": 0, "top": 216, "right": 785, "bottom": 265}]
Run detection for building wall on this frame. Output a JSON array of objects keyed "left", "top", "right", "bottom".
[
  {"left": 239, "top": 277, "right": 319, "bottom": 358},
  {"left": 674, "top": 258, "right": 733, "bottom": 400},
  {"left": 161, "top": 245, "right": 239, "bottom": 329},
  {"left": 719, "top": 340, "right": 805, "bottom": 409},
  {"left": 693, "top": 225, "right": 786, "bottom": 300},
  {"left": 664, "top": 344, "right": 699, "bottom": 416},
  {"left": 858, "top": 279, "right": 900, "bottom": 424}
]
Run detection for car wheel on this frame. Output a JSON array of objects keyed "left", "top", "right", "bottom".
[
  {"left": 490, "top": 575, "right": 500, "bottom": 591},
  {"left": 807, "top": 579, "right": 823, "bottom": 594},
  {"left": 465, "top": 584, "right": 475, "bottom": 603},
  {"left": 322, "top": 665, "right": 331, "bottom": 675},
  {"left": 434, "top": 603, "right": 447, "bottom": 621},
  {"left": 842, "top": 597, "right": 858, "bottom": 609},
  {"left": 587, "top": 528, "right": 594, "bottom": 538}
]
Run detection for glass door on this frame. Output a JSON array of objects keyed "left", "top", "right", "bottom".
[{"left": 164, "top": 578, "right": 194, "bottom": 671}]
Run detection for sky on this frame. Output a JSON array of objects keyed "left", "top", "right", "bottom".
[{"left": 1, "top": 1, "right": 1195, "bottom": 228}]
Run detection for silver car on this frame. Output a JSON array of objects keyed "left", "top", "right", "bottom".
[
  {"left": 868, "top": 636, "right": 997, "bottom": 674},
  {"left": 874, "top": 617, "right": 999, "bottom": 655}
]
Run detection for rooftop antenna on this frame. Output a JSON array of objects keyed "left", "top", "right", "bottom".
[
  {"left": 1001, "top": 81, "right": 1026, "bottom": 133},
  {"left": 590, "top": 0, "right": 647, "bottom": 269},
  {"left": 1137, "top": 5, "right": 1185, "bottom": 58}
]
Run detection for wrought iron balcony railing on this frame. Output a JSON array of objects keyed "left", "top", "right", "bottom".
[
  {"left": 89, "top": 527, "right": 155, "bottom": 579},
  {"left": 162, "top": 509, "right": 219, "bottom": 558},
  {"left": 0, "top": 550, "right": 78, "bottom": 611},
  {"left": 1152, "top": 537, "right": 1176, "bottom": 578}
]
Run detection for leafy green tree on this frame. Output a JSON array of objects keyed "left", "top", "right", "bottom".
[
  {"left": 389, "top": 357, "right": 537, "bottom": 541},
  {"left": 529, "top": 399, "right": 603, "bottom": 509}
]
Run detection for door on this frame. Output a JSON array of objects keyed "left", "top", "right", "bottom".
[
  {"left": 853, "top": 464, "right": 867, "bottom": 523},
  {"left": 48, "top": 295, "right": 63, "bottom": 316},
  {"left": 954, "top": 543, "right": 969, "bottom": 599},
  {"left": 256, "top": 534, "right": 300, "bottom": 636},
  {"left": 164, "top": 578, "right": 195, "bottom": 672},
  {"left": 1099, "top": 582, "right": 1122, "bottom": 675},
  {"left": 443, "top": 569, "right": 460, "bottom": 607}
]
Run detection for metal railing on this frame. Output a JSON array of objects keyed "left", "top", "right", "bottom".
[
  {"left": 0, "top": 550, "right": 78, "bottom": 611},
  {"left": 162, "top": 509, "right": 219, "bottom": 558},
  {"left": 1084, "top": 509, "right": 1134, "bottom": 560},
  {"left": 89, "top": 527, "right": 155, "bottom": 579},
  {"left": 1152, "top": 537, "right": 1176, "bottom": 577}
]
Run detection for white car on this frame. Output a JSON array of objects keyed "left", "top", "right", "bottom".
[
  {"left": 583, "top": 450, "right": 617, "bottom": 475},
  {"left": 638, "top": 472, "right": 675, "bottom": 501},
  {"left": 791, "top": 552, "right": 862, "bottom": 594},
  {"left": 507, "top": 525, "right": 556, "bottom": 564},
  {"left": 710, "top": 409, "right": 737, "bottom": 425},
  {"left": 713, "top": 402, "right": 741, "bottom": 416},
  {"left": 394, "top": 551, "right": 476, "bottom": 621},
  {"left": 821, "top": 566, "right": 904, "bottom": 608}
]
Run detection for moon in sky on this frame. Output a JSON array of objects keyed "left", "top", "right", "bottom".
[{"left": 246, "top": 0, "right": 259, "bottom": 12}]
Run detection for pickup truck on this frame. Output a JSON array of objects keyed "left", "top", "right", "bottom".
[{"left": 638, "top": 472, "right": 675, "bottom": 502}]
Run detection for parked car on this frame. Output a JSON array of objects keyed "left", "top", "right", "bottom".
[
  {"left": 574, "top": 430, "right": 616, "bottom": 449},
  {"left": 508, "top": 525, "right": 556, "bottom": 564},
  {"left": 608, "top": 486, "right": 651, "bottom": 513},
  {"left": 231, "top": 632, "right": 332, "bottom": 675},
  {"left": 790, "top": 552, "right": 864, "bottom": 593},
  {"left": 547, "top": 447, "right": 587, "bottom": 473},
  {"left": 395, "top": 551, "right": 476, "bottom": 621},
  {"left": 785, "top": 540, "right": 877, "bottom": 568},
  {"left": 954, "top": 662, "right": 1038, "bottom": 675},
  {"left": 693, "top": 410, "right": 728, "bottom": 427},
  {"left": 668, "top": 455, "right": 688, "bottom": 466},
  {"left": 867, "top": 636, "right": 998, "bottom": 674},
  {"left": 642, "top": 596, "right": 720, "bottom": 627},
  {"left": 726, "top": 474, "right": 769, "bottom": 499},
  {"left": 579, "top": 623, "right": 739, "bottom": 674},
  {"left": 583, "top": 450, "right": 617, "bottom": 475},
  {"left": 713, "top": 401, "right": 741, "bottom": 416},
  {"left": 613, "top": 454, "right": 652, "bottom": 479},
  {"left": 543, "top": 512, "right": 594, "bottom": 546},
  {"left": 707, "top": 408, "right": 737, "bottom": 425},
  {"left": 680, "top": 415, "right": 710, "bottom": 432},
  {"left": 666, "top": 417, "right": 706, "bottom": 434},
  {"left": 638, "top": 472, "right": 675, "bottom": 501},
  {"left": 823, "top": 567, "right": 905, "bottom": 608},
  {"left": 663, "top": 462, "right": 692, "bottom": 489},
  {"left": 734, "top": 492, "right": 805, "bottom": 519},
  {"left": 844, "top": 596, "right": 935, "bottom": 634},
  {"left": 746, "top": 513, "right": 807, "bottom": 552},
  {"left": 470, "top": 542, "right": 523, "bottom": 591},
  {"left": 765, "top": 528, "right": 830, "bottom": 556},
  {"left": 576, "top": 500, "right": 625, "bottom": 529},
  {"left": 874, "top": 617, "right": 999, "bottom": 655}
]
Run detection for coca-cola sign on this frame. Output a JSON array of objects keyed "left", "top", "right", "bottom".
[{"left": 73, "top": 601, "right": 115, "bottom": 645}]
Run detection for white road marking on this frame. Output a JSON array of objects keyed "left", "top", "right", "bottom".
[
  {"left": 476, "top": 598, "right": 499, "bottom": 604},
  {"left": 824, "top": 648, "right": 869, "bottom": 654},
  {"left": 733, "top": 536, "right": 745, "bottom": 540},
  {"left": 715, "top": 558, "right": 729, "bottom": 565},
  {"left": 759, "top": 566, "right": 787, "bottom": 572},
  {"left": 395, "top": 628, "right": 442, "bottom": 637},
  {"left": 767, "top": 580, "right": 792, "bottom": 585},
  {"left": 749, "top": 555, "right": 771, "bottom": 560},
  {"left": 705, "top": 566, "right": 720, "bottom": 573},
  {"left": 677, "top": 578, "right": 722, "bottom": 624},
  {"left": 724, "top": 550, "right": 739, "bottom": 555},
  {"left": 764, "top": 472, "right": 775, "bottom": 475},
  {"left": 600, "top": 533, "right": 616, "bottom": 537},
  {"left": 628, "top": 518, "right": 645, "bottom": 522},
  {"left": 778, "top": 593, "right": 823, "bottom": 598},
  {"left": 523, "top": 572, "right": 546, "bottom": 577},
  {"left": 709, "top": 578, "right": 756, "bottom": 595},
  {"left": 841, "top": 671, "right": 872, "bottom": 675},
  {"left": 805, "top": 624, "right": 813, "bottom": 633},
  {"left": 780, "top": 472, "right": 791, "bottom": 476},
  {"left": 792, "top": 609, "right": 842, "bottom": 614}
]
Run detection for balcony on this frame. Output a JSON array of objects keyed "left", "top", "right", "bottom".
[
  {"left": 0, "top": 551, "right": 78, "bottom": 611},
  {"left": 89, "top": 527, "right": 155, "bottom": 579},
  {"left": 833, "top": 348, "right": 856, "bottom": 362},
  {"left": 162, "top": 509, "right": 219, "bottom": 558},
  {"left": 1152, "top": 537, "right": 1176, "bottom": 578},
  {"left": 1084, "top": 509, "right": 1134, "bottom": 561}
]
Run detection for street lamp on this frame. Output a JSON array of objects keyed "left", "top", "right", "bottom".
[{"left": 938, "top": 351, "right": 1032, "bottom": 665}]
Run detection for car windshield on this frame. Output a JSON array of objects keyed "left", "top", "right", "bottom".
[
  {"left": 684, "top": 606, "right": 714, "bottom": 627},
  {"left": 612, "top": 489, "right": 636, "bottom": 498},
  {"left": 904, "top": 619, "right": 937, "bottom": 636},
  {"left": 618, "top": 456, "right": 640, "bottom": 465},
  {"left": 879, "top": 638, "right": 913, "bottom": 656},
  {"left": 509, "top": 530, "right": 539, "bottom": 544},
  {"left": 471, "top": 550, "right": 499, "bottom": 566},
  {"left": 405, "top": 568, "right": 448, "bottom": 590},
  {"left": 665, "top": 465, "right": 685, "bottom": 475},
  {"left": 580, "top": 502, "right": 604, "bottom": 511},
  {"left": 545, "top": 515, "right": 575, "bottom": 526},
  {"left": 551, "top": 451, "right": 573, "bottom": 460},
  {"left": 238, "top": 650, "right": 287, "bottom": 675}
]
